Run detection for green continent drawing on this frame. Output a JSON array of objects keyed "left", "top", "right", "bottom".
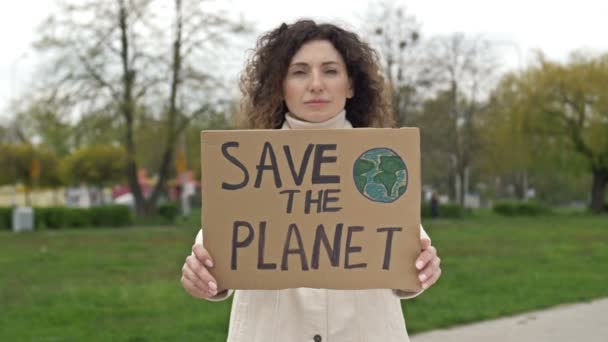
[{"left": 353, "top": 148, "right": 408, "bottom": 203}]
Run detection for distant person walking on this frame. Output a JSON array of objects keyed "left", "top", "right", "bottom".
[{"left": 430, "top": 193, "right": 440, "bottom": 218}]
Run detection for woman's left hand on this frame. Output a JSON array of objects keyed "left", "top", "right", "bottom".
[{"left": 415, "top": 238, "right": 441, "bottom": 290}]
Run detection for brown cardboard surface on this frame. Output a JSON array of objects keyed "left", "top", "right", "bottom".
[{"left": 200, "top": 128, "right": 421, "bottom": 292}]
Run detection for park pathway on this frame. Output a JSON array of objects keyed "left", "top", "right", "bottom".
[{"left": 411, "top": 297, "right": 608, "bottom": 342}]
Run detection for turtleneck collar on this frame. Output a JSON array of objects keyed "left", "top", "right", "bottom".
[{"left": 281, "top": 109, "right": 353, "bottom": 130}]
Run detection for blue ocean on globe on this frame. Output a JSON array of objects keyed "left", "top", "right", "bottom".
[{"left": 353, "top": 148, "right": 408, "bottom": 203}]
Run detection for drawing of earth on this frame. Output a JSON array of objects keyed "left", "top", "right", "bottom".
[{"left": 353, "top": 148, "right": 408, "bottom": 203}]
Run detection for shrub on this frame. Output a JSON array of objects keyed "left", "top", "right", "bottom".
[
  {"left": 89, "top": 205, "right": 133, "bottom": 227},
  {"left": 2, "top": 205, "right": 133, "bottom": 230},
  {"left": 493, "top": 201, "right": 551, "bottom": 216},
  {"left": 158, "top": 202, "right": 180, "bottom": 222},
  {"left": 36, "top": 205, "right": 132, "bottom": 229},
  {"left": 0, "top": 207, "right": 12, "bottom": 230},
  {"left": 422, "top": 203, "right": 471, "bottom": 219}
]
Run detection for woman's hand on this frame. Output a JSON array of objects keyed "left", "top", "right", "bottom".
[
  {"left": 415, "top": 238, "right": 441, "bottom": 290},
  {"left": 181, "top": 244, "right": 220, "bottom": 299}
]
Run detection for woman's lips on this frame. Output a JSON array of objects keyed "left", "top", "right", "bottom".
[{"left": 305, "top": 100, "right": 329, "bottom": 107}]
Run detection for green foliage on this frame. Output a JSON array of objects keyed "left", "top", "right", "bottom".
[
  {"left": 20, "top": 205, "right": 134, "bottom": 229},
  {"left": 421, "top": 203, "right": 471, "bottom": 218},
  {"left": 31, "top": 0, "right": 251, "bottom": 215},
  {"left": 0, "top": 207, "right": 11, "bottom": 230},
  {"left": 89, "top": 205, "right": 134, "bottom": 227},
  {"left": 158, "top": 202, "right": 180, "bottom": 222},
  {"left": 483, "top": 52, "right": 608, "bottom": 212},
  {"left": 35, "top": 207, "right": 90, "bottom": 229},
  {"left": 0, "top": 145, "right": 13, "bottom": 185},
  {"left": 60, "top": 145, "right": 127, "bottom": 186},
  {"left": 492, "top": 201, "right": 552, "bottom": 216},
  {"left": 11, "top": 102, "right": 73, "bottom": 156},
  {"left": 0, "top": 144, "right": 61, "bottom": 188}
]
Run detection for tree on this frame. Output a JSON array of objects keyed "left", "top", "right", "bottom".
[
  {"left": 421, "top": 33, "right": 499, "bottom": 205},
  {"left": 8, "top": 96, "right": 74, "bottom": 156},
  {"left": 60, "top": 145, "right": 127, "bottom": 188},
  {"left": 0, "top": 144, "right": 61, "bottom": 205},
  {"left": 0, "top": 124, "right": 11, "bottom": 143},
  {"left": 362, "top": 0, "right": 429, "bottom": 126},
  {"left": 479, "top": 71, "right": 589, "bottom": 204},
  {"left": 507, "top": 52, "right": 608, "bottom": 212},
  {"left": 415, "top": 90, "right": 458, "bottom": 196},
  {"left": 35, "top": 0, "right": 249, "bottom": 215},
  {"left": 478, "top": 73, "right": 536, "bottom": 200}
]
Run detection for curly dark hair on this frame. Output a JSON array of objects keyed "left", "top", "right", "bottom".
[{"left": 239, "top": 20, "right": 393, "bottom": 129}]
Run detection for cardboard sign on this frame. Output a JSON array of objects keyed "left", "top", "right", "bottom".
[{"left": 200, "top": 128, "right": 421, "bottom": 292}]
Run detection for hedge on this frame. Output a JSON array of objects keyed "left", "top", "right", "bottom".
[
  {"left": 0, "top": 207, "right": 11, "bottom": 230},
  {"left": 158, "top": 202, "right": 180, "bottom": 222},
  {"left": 422, "top": 203, "right": 471, "bottom": 219},
  {"left": 492, "top": 201, "right": 551, "bottom": 216},
  {"left": 0, "top": 205, "right": 133, "bottom": 230}
]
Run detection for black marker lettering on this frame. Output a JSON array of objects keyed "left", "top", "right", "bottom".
[
  {"left": 305, "top": 190, "right": 323, "bottom": 214},
  {"left": 221, "top": 142, "right": 249, "bottom": 190},
  {"left": 279, "top": 189, "right": 301, "bottom": 214},
  {"left": 345, "top": 226, "right": 367, "bottom": 269},
  {"left": 258, "top": 221, "right": 277, "bottom": 270},
  {"left": 311, "top": 223, "right": 343, "bottom": 269},
  {"left": 255, "top": 142, "right": 282, "bottom": 188},
  {"left": 322, "top": 189, "right": 342, "bottom": 212},
  {"left": 281, "top": 223, "right": 309, "bottom": 271},
  {"left": 283, "top": 144, "right": 314, "bottom": 186},
  {"left": 376, "top": 227, "right": 403, "bottom": 270},
  {"left": 231, "top": 221, "right": 254, "bottom": 270},
  {"left": 312, "top": 144, "right": 340, "bottom": 184}
]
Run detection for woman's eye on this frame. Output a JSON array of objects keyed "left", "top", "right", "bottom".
[
  {"left": 292, "top": 70, "right": 306, "bottom": 75},
  {"left": 325, "top": 69, "right": 338, "bottom": 75}
]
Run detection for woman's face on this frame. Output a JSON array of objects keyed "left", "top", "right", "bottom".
[{"left": 282, "top": 40, "right": 353, "bottom": 122}]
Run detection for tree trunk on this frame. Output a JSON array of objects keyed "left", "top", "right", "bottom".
[
  {"left": 514, "top": 171, "right": 528, "bottom": 201},
  {"left": 144, "top": 0, "right": 183, "bottom": 215},
  {"left": 25, "top": 188, "right": 31, "bottom": 207},
  {"left": 458, "top": 167, "right": 466, "bottom": 206},
  {"left": 447, "top": 169, "right": 457, "bottom": 202},
  {"left": 590, "top": 169, "right": 607, "bottom": 213},
  {"left": 119, "top": 0, "right": 146, "bottom": 216}
]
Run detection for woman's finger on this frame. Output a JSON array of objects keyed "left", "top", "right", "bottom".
[
  {"left": 182, "top": 264, "right": 211, "bottom": 293},
  {"left": 192, "top": 244, "right": 214, "bottom": 268},
  {"left": 418, "top": 256, "right": 441, "bottom": 283},
  {"left": 422, "top": 267, "right": 442, "bottom": 289},
  {"left": 185, "top": 255, "right": 218, "bottom": 295},
  {"left": 181, "top": 275, "right": 214, "bottom": 299},
  {"left": 415, "top": 246, "right": 437, "bottom": 270}
]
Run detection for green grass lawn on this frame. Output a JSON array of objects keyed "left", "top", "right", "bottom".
[{"left": 1, "top": 212, "right": 607, "bottom": 341}]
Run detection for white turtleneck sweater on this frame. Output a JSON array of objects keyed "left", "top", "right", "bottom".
[
  {"left": 281, "top": 110, "right": 352, "bottom": 130},
  {"left": 194, "top": 110, "right": 430, "bottom": 342}
]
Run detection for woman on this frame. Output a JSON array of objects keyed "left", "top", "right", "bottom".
[{"left": 181, "top": 20, "right": 441, "bottom": 342}]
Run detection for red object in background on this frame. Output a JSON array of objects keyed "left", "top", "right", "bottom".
[
  {"left": 112, "top": 169, "right": 200, "bottom": 201},
  {"left": 112, "top": 169, "right": 153, "bottom": 199}
]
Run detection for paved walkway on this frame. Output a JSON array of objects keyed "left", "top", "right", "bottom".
[{"left": 411, "top": 298, "right": 608, "bottom": 342}]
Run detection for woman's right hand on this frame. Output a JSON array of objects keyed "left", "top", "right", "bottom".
[{"left": 181, "top": 244, "right": 219, "bottom": 299}]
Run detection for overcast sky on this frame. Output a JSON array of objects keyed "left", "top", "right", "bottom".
[{"left": 1, "top": 0, "right": 607, "bottom": 119}]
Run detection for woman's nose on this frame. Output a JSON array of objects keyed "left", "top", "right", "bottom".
[{"left": 308, "top": 70, "right": 324, "bottom": 92}]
